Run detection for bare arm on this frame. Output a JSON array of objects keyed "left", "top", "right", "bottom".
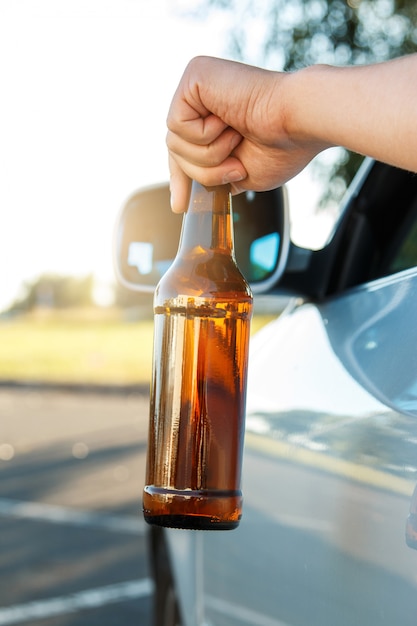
[
  {"left": 166, "top": 55, "right": 417, "bottom": 212},
  {"left": 287, "top": 57, "right": 417, "bottom": 174}
]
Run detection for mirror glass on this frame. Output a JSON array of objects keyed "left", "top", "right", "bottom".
[
  {"left": 250, "top": 233, "right": 281, "bottom": 279},
  {"left": 114, "top": 183, "right": 289, "bottom": 294}
]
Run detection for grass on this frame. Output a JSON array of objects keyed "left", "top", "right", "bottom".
[{"left": 0, "top": 308, "right": 277, "bottom": 386}]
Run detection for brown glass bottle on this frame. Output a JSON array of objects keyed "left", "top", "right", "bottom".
[{"left": 143, "top": 181, "right": 253, "bottom": 531}]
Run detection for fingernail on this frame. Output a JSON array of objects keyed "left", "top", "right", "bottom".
[
  {"left": 169, "top": 176, "right": 178, "bottom": 212},
  {"left": 222, "top": 170, "right": 245, "bottom": 184},
  {"left": 169, "top": 189, "right": 175, "bottom": 211},
  {"left": 230, "top": 133, "right": 243, "bottom": 151}
]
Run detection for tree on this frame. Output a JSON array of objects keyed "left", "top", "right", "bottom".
[
  {"left": 180, "top": 0, "right": 417, "bottom": 205},
  {"left": 9, "top": 273, "right": 94, "bottom": 311}
]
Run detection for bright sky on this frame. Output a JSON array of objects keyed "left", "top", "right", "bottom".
[
  {"left": 0, "top": 0, "right": 233, "bottom": 310},
  {"left": 0, "top": 0, "right": 334, "bottom": 312}
]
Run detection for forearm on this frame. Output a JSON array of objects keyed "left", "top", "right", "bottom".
[{"left": 285, "top": 55, "right": 417, "bottom": 173}]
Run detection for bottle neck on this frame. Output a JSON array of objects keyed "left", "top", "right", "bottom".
[{"left": 177, "top": 181, "right": 235, "bottom": 256}]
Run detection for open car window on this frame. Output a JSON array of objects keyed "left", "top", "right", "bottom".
[
  {"left": 383, "top": 200, "right": 417, "bottom": 276},
  {"left": 327, "top": 164, "right": 417, "bottom": 293}
]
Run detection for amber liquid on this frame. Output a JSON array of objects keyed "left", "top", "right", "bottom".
[{"left": 143, "top": 295, "right": 252, "bottom": 530}]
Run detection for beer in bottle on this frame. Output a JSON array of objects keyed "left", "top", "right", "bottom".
[{"left": 143, "top": 181, "right": 253, "bottom": 530}]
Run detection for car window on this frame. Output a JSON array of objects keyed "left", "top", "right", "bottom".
[
  {"left": 385, "top": 203, "right": 417, "bottom": 275},
  {"left": 336, "top": 166, "right": 417, "bottom": 291}
]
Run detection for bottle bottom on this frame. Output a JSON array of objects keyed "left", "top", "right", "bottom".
[
  {"left": 144, "top": 513, "right": 239, "bottom": 531},
  {"left": 143, "top": 485, "right": 242, "bottom": 531}
]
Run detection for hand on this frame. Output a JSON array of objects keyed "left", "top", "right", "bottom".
[
  {"left": 167, "top": 54, "right": 417, "bottom": 213},
  {"left": 166, "top": 57, "right": 324, "bottom": 212}
]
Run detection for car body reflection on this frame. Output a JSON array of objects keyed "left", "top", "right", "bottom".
[{"left": 194, "top": 267, "right": 417, "bottom": 625}]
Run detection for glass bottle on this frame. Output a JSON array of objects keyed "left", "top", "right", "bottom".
[{"left": 143, "top": 181, "right": 253, "bottom": 530}]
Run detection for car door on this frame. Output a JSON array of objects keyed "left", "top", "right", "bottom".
[{"left": 163, "top": 160, "right": 417, "bottom": 626}]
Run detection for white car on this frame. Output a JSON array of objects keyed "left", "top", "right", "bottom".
[{"left": 115, "top": 157, "right": 417, "bottom": 626}]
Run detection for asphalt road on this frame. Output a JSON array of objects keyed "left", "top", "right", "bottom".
[{"left": 0, "top": 386, "right": 153, "bottom": 625}]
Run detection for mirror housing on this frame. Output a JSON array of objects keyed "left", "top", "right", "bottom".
[{"left": 114, "top": 183, "right": 290, "bottom": 295}]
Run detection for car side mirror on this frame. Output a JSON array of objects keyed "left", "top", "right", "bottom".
[{"left": 114, "top": 183, "right": 290, "bottom": 294}]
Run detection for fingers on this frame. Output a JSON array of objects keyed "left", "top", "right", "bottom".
[
  {"left": 168, "top": 130, "right": 246, "bottom": 187},
  {"left": 167, "top": 122, "right": 242, "bottom": 167},
  {"left": 167, "top": 58, "right": 251, "bottom": 209},
  {"left": 168, "top": 156, "right": 191, "bottom": 214},
  {"left": 168, "top": 152, "right": 247, "bottom": 213},
  {"left": 167, "top": 114, "right": 247, "bottom": 211},
  {"left": 167, "top": 114, "right": 247, "bottom": 207},
  {"left": 167, "top": 107, "right": 229, "bottom": 145}
]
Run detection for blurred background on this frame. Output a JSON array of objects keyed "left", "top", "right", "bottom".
[
  {"left": 0, "top": 0, "right": 416, "bottom": 624},
  {"left": 2, "top": 0, "right": 416, "bottom": 386}
]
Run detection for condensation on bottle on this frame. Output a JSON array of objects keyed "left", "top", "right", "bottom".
[{"left": 143, "top": 181, "right": 253, "bottom": 530}]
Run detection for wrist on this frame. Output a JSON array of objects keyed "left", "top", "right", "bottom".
[{"left": 282, "top": 64, "right": 335, "bottom": 153}]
